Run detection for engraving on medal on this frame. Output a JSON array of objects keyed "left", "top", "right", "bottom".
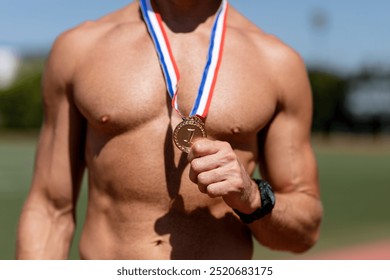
[
  {"left": 183, "top": 128, "right": 196, "bottom": 144},
  {"left": 173, "top": 118, "right": 207, "bottom": 153}
]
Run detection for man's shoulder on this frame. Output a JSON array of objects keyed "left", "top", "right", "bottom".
[
  {"left": 229, "top": 8, "right": 302, "bottom": 69},
  {"left": 228, "top": 8, "right": 308, "bottom": 100},
  {"left": 46, "top": 2, "right": 141, "bottom": 80},
  {"left": 52, "top": 3, "right": 139, "bottom": 57}
]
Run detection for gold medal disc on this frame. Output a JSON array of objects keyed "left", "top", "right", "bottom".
[{"left": 173, "top": 117, "right": 207, "bottom": 153}]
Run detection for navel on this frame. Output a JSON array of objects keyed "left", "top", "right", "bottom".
[{"left": 153, "top": 239, "right": 164, "bottom": 246}]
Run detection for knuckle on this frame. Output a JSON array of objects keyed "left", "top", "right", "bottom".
[
  {"left": 236, "top": 177, "right": 244, "bottom": 189},
  {"left": 220, "top": 141, "right": 232, "bottom": 150},
  {"left": 232, "top": 161, "right": 241, "bottom": 172},
  {"left": 206, "top": 186, "right": 218, "bottom": 198},
  {"left": 190, "top": 158, "right": 201, "bottom": 172},
  {"left": 223, "top": 150, "right": 237, "bottom": 162},
  {"left": 197, "top": 172, "right": 208, "bottom": 184},
  {"left": 192, "top": 141, "right": 203, "bottom": 152},
  {"left": 230, "top": 176, "right": 244, "bottom": 190}
]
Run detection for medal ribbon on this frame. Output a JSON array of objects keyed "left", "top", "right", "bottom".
[{"left": 139, "top": 0, "right": 229, "bottom": 119}]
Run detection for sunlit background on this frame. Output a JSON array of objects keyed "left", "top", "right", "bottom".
[{"left": 0, "top": 0, "right": 389, "bottom": 260}]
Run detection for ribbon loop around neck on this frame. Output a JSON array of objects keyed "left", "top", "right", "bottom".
[{"left": 139, "top": 0, "right": 229, "bottom": 119}]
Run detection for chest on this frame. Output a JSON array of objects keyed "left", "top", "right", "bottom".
[{"left": 72, "top": 30, "right": 277, "bottom": 140}]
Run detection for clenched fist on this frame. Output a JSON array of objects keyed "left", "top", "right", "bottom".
[{"left": 187, "top": 138, "right": 261, "bottom": 214}]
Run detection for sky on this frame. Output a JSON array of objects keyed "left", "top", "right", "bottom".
[{"left": 1, "top": 0, "right": 390, "bottom": 73}]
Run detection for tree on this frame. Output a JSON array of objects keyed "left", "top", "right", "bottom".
[{"left": 0, "top": 63, "right": 43, "bottom": 129}]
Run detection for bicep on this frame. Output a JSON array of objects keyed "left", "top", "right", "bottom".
[
  {"left": 258, "top": 52, "right": 319, "bottom": 198},
  {"left": 28, "top": 37, "right": 86, "bottom": 211},
  {"left": 31, "top": 98, "right": 86, "bottom": 209}
]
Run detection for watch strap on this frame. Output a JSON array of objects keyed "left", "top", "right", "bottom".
[{"left": 233, "top": 179, "right": 275, "bottom": 224}]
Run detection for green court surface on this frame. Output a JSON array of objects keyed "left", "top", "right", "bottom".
[{"left": 1, "top": 133, "right": 389, "bottom": 260}]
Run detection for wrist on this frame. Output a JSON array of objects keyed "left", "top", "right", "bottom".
[
  {"left": 243, "top": 179, "right": 262, "bottom": 214},
  {"left": 233, "top": 179, "right": 276, "bottom": 224}
]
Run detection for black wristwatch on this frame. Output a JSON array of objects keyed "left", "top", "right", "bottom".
[{"left": 233, "top": 179, "right": 276, "bottom": 224}]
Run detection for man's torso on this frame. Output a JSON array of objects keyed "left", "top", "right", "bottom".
[{"left": 68, "top": 2, "right": 279, "bottom": 259}]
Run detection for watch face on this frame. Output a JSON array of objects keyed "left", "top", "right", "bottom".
[{"left": 259, "top": 180, "right": 275, "bottom": 206}]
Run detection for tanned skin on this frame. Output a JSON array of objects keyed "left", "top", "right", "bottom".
[{"left": 16, "top": 0, "right": 322, "bottom": 260}]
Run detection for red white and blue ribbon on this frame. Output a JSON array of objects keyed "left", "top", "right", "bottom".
[{"left": 139, "top": 0, "right": 229, "bottom": 119}]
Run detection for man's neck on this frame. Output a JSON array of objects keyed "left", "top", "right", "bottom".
[{"left": 151, "top": 0, "right": 223, "bottom": 32}]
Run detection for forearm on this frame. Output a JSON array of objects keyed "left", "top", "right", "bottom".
[
  {"left": 249, "top": 191, "right": 323, "bottom": 253},
  {"left": 16, "top": 202, "right": 76, "bottom": 260}
]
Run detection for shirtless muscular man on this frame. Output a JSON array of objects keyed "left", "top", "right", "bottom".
[{"left": 16, "top": 0, "right": 322, "bottom": 259}]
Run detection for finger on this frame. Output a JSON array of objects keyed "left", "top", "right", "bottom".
[
  {"left": 189, "top": 166, "right": 198, "bottom": 184},
  {"left": 196, "top": 168, "right": 224, "bottom": 190},
  {"left": 205, "top": 180, "right": 231, "bottom": 198},
  {"left": 187, "top": 138, "right": 219, "bottom": 162},
  {"left": 188, "top": 147, "right": 221, "bottom": 184},
  {"left": 191, "top": 167, "right": 223, "bottom": 193},
  {"left": 190, "top": 154, "right": 221, "bottom": 175}
]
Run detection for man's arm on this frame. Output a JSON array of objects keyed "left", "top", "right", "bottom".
[
  {"left": 249, "top": 47, "right": 322, "bottom": 253},
  {"left": 188, "top": 45, "right": 322, "bottom": 253},
  {"left": 16, "top": 31, "right": 86, "bottom": 259}
]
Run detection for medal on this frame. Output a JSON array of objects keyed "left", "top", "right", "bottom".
[
  {"left": 140, "top": 0, "right": 229, "bottom": 152},
  {"left": 173, "top": 116, "right": 207, "bottom": 153}
]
